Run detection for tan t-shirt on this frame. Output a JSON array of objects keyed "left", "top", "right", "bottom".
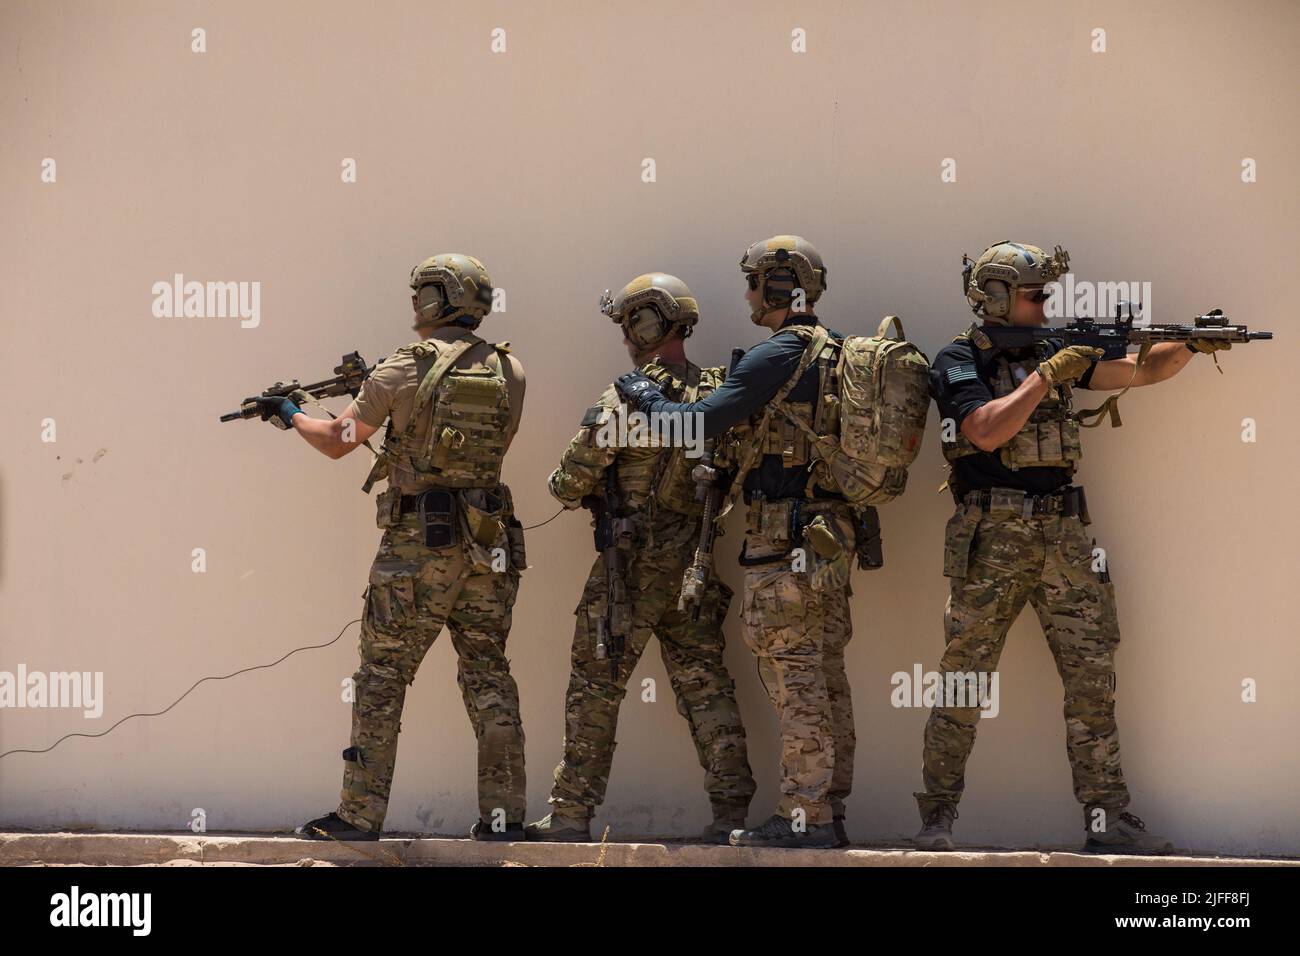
[{"left": 352, "top": 324, "right": 525, "bottom": 493}]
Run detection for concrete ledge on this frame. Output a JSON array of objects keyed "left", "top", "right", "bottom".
[{"left": 3, "top": 832, "right": 1297, "bottom": 867}]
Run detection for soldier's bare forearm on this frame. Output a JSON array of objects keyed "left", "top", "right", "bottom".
[
  {"left": 961, "top": 374, "right": 1048, "bottom": 451},
  {"left": 293, "top": 415, "right": 364, "bottom": 460},
  {"left": 1140, "top": 341, "right": 1194, "bottom": 385}
]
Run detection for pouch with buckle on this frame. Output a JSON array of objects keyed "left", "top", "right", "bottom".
[
  {"left": 803, "top": 512, "right": 852, "bottom": 593},
  {"left": 418, "top": 490, "right": 458, "bottom": 549},
  {"left": 458, "top": 489, "right": 507, "bottom": 572},
  {"left": 942, "top": 503, "right": 981, "bottom": 578}
]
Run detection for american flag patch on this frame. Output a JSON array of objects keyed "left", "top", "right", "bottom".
[{"left": 945, "top": 364, "right": 979, "bottom": 385}]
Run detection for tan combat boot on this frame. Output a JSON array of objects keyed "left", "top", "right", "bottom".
[
  {"left": 914, "top": 803, "right": 957, "bottom": 851},
  {"left": 524, "top": 811, "right": 593, "bottom": 843}
]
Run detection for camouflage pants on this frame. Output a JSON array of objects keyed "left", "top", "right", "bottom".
[
  {"left": 548, "top": 512, "right": 755, "bottom": 825},
  {"left": 915, "top": 503, "right": 1127, "bottom": 819},
  {"left": 740, "top": 503, "right": 857, "bottom": 827},
  {"left": 338, "top": 501, "right": 525, "bottom": 832}
]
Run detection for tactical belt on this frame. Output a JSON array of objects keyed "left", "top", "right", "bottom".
[
  {"left": 963, "top": 486, "right": 1086, "bottom": 520},
  {"left": 739, "top": 494, "right": 851, "bottom": 566},
  {"left": 399, "top": 489, "right": 501, "bottom": 515}
]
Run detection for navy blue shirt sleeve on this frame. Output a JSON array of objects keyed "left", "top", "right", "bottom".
[{"left": 639, "top": 331, "right": 808, "bottom": 439}]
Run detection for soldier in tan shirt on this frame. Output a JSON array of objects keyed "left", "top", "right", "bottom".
[{"left": 253, "top": 254, "right": 529, "bottom": 842}]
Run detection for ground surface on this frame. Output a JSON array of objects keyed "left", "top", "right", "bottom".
[{"left": 2, "top": 832, "right": 1296, "bottom": 867}]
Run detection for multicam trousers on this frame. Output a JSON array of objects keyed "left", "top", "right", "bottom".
[
  {"left": 548, "top": 510, "right": 755, "bottom": 825},
  {"left": 916, "top": 496, "right": 1128, "bottom": 819},
  {"left": 338, "top": 488, "right": 526, "bottom": 832},
  {"left": 739, "top": 499, "right": 857, "bottom": 827}
]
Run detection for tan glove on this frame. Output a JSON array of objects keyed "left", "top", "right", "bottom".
[
  {"left": 1187, "top": 338, "right": 1233, "bottom": 353},
  {"left": 1037, "top": 346, "right": 1105, "bottom": 387}
]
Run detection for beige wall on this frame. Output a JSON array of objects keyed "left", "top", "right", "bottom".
[{"left": 2, "top": 1, "right": 1296, "bottom": 854}]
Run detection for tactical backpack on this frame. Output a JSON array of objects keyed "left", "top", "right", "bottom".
[{"left": 734, "top": 316, "right": 931, "bottom": 507}]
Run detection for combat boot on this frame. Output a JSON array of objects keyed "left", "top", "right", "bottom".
[
  {"left": 1083, "top": 809, "right": 1174, "bottom": 855},
  {"left": 524, "top": 811, "right": 593, "bottom": 843},
  {"left": 700, "top": 818, "right": 746, "bottom": 845},
  {"left": 470, "top": 820, "right": 525, "bottom": 842},
  {"left": 913, "top": 803, "right": 957, "bottom": 851},
  {"left": 728, "top": 813, "right": 839, "bottom": 849},
  {"left": 294, "top": 811, "right": 380, "bottom": 842}
]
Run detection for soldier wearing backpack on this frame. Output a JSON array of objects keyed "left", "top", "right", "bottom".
[{"left": 615, "top": 236, "right": 929, "bottom": 849}]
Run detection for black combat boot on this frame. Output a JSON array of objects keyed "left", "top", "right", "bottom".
[
  {"left": 728, "top": 813, "right": 839, "bottom": 849},
  {"left": 1083, "top": 809, "right": 1174, "bottom": 855},
  {"left": 832, "top": 814, "right": 850, "bottom": 848},
  {"left": 294, "top": 811, "right": 380, "bottom": 841},
  {"left": 470, "top": 820, "right": 525, "bottom": 842}
]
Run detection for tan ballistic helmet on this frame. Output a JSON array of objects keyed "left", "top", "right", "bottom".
[
  {"left": 962, "top": 241, "right": 1070, "bottom": 324},
  {"left": 740, "top": 235, "right": 827, "bottom": 313},
  {"left": 409, "top": 253, "right": 495, "bottom": 330},
  {"left": 599, "top": 272, "right": 700, "bottom": 348}
]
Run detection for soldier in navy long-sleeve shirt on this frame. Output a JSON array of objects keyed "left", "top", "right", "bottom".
[{"left": 617, "top": 235, "right": 858, "bottom": 851}]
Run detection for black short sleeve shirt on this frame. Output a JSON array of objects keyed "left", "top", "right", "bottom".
[{"left": 930, "top": 333, "right": 1097, "bottom": 495}]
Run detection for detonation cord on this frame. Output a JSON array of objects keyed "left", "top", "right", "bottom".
[
  {"left": 522, "top": 508, "right": 564, "bottom": 531},
  {"left": 0, "top": 619, "right": 360, "bottom": 762},
  {"left": 0, "top": 507, "right": 564, "bottom": 763},
  {"left": 0, "top": 504, "right": 564, "bottom": 764}
]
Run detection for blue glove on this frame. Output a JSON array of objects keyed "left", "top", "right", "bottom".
[
  {"left": 253, "top": 395, "right": 303, "bottom": 430},
  {"left": 614, "top": 371, "right": 663, "bottom": 410}
]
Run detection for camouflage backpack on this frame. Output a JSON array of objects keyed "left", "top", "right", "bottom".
[{"left": 769, "top": 316, "right": 931, "bottom": 505}]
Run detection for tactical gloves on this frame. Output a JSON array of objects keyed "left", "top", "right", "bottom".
[
  {"left": 614, "top": 371, "right": 663, "bottom": 409},
  {"left": 1186, "top": 338, "right": 1233, "bottom": 354},
  {"left": 254, "top": 395, "right": 304, "bottom": 430},
  {"left": 1036, "top": 345, "right": 1104, "bottom": 387}
]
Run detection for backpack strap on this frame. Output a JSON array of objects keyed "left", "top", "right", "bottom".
[{"left": 720, "top": 325, "right": 829, "bottom": 516}]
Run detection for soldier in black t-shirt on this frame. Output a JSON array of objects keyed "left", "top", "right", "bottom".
[{"left": 913, "top": 241, "right": 1231, "bottom": 855}]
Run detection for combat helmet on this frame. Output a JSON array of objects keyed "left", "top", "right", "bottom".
[
  {"left": 599, "top": 272, "right": 700, "bottom": 349},
  {"left": 739, "top": 235, "right": 827, "bottom": 322},
  {"left": 962, "top": 241, "right": 1070, "bottom": 325},
  {"left": 409, "top": 253, "right": 496, "bottom": 331}
]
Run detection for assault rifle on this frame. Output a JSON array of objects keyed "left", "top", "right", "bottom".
[
  {"left": 219, "top": 351, "right": 374, "bottom": 422},
  {"left": 981, "top": 307, "right": 1272, "bottom": 361},
  {"left": 678, "top": 348, "right": 745, "bottom": 619},
  {"left": 585, "top": 466, "right": 634, "bottom": 680}
]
